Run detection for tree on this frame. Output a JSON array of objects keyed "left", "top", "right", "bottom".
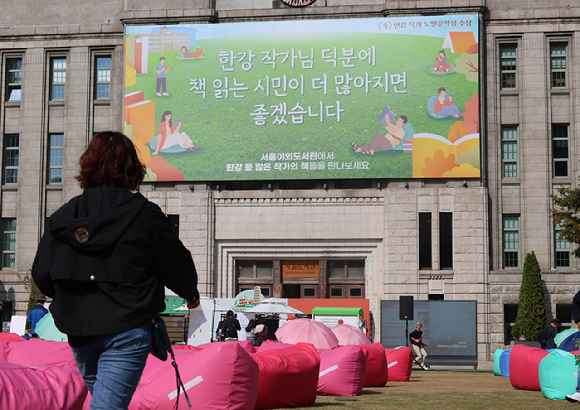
[
  {"left": 551, "top": 186, "right": 580, "bottom": 258},
  {"left": 511, "top": 251, "right": 546, "bottom": 341}
]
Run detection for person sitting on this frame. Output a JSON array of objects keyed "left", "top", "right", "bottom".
[
  {"left": 246, "top": 319, "right": 257, "bottom": 346},
  {"left": 432, "top": 87, "right": 463, "bottom": 118},
  {"left": 434, "top": 50, "right": 451, "bottom": 72},
  {"left": 352, "top": 114, "right": 408, "bottom": 156},
  {"left": 153, "top": 110, "right": 199, "bottom": 155}
]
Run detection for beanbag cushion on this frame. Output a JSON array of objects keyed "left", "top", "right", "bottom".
[
  {"left": 555, "top": 329, "right": 577, "bottom": 347},
  {"left": 558, "top": 331, "right": 580, "bottom": 352},
  {"left": 0, "top": 333, "right": 26, "bottom": 343},
  {"left": 385, "top": 347, "right": 413, "bottom": 382},
  {"left": 539, "top": 349, "right": 578, "bottom": 400},
  {"left": 251, "top": 343, "right": 320, "bottom": 409},
  {"left": 493, "top": 349, "right": 504, "bottom": 376},
  {"left": 0, "top": 339, "right": 75, "bottom": 366},
  {"left": 318, "top": 345, "right": 367, "bottom": 396},
  {"left": 130, "top": 342, "right": 259, "bottom": 410},
  {"left": 196, "top": 340, "right": 254, "bottom": 354},
  {"left": 499, "top": 349, "right": 511, "bottom": 378},
  {"left": 360, "top": 343, "right": 388, "bottom": 387},
  {"left": 257, "top": 340, "right": 295, "bottom": 352},
  {"left": 0, "top": 362, "right": 87, "bottom": 410},
  {"left": 509, "top": 344, "right": 549, "bottom": 391}
]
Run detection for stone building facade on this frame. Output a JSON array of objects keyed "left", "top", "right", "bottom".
[{"left": 0, "top": 0, "right": 577, "bottom": 363}]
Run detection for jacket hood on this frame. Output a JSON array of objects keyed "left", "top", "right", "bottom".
[{"left": 48, "top": 187, "right": 147, "bottom": 253}]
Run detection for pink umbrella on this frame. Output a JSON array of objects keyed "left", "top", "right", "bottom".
[
  {"left": 275, "top": 319, "right": 339, "bottom": 350},
  {"left": 330, "top": 324, "right": 371, "bottom": 346}
]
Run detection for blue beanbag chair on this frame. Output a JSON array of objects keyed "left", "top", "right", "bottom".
[
  {"left": 539, "top": 349, "right": 578, "bottom": 400},
  {"left": 556, "top": 329, "right": 578, "bottom": 347},
  {"left": 558, "top": 331, "right": 580, "bottom": 352},
  {"left": 500, "top": 349, "right": 511, "bottom": 378}
]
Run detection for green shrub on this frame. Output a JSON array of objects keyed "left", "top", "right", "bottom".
[{"left": 511, "top": 251, "right": 546, "bottom": 341}]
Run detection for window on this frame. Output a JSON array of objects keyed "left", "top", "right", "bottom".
[
  {"left": 501, "top": 126, "right": 518, "bottom": 178},
  {"left": 555, "top": 223, "right": 571, "bottom": 268},
  {"left": 1, "top": 219, "right": 16, "bottom": 269},
  {"left": 48, "top": 134, "right": 63, "bottom": 184},
  {"left": 328, "top": 261, "right": 365, "bottom": 278},
  {"left": 419, "top": 213, "right": 432, "bottom": 269},
  {"left": 503, "top": 215, "right": 520, "bottom": 268},
  {"left": 500, "top": 44, "right": 517, "bottom": 89},
  {"left": 550, "top": 42, "right": 567, "bottom": 88},
  {"left": 50, "top": 58, "right": 66, "bottom": 100},
  {"left": 504, "top": 304, "right": 518, "bottom": 345},
  {"left": 3, "top": 134, "right": 19, "bottom": 184},
  {"left": 552, "top": 125, "right": 569, "bottom": 177},
  {"left": 95, "top": 56, "right": 111, "bottom": 99},
  {"left": 439, "top": 212, "right": 453, "bottom": 270},
  {"left": 556, "top": 304, "right": 573, "bottom": 330},
  {"left": 6, "top": 58, "right": 22, "bottom": 101},
  {"left": 236, "top": 260, "right": 273, "bottom": 278}
]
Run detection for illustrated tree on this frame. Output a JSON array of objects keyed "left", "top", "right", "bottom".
[
  {"left": 511, "top": 251, "right": 546, "bottom": 341},
  {"left": 551, "top": 186, "right": 580, "bottom": 258}
]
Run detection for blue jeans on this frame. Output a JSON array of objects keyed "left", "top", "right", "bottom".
[{"left": 71, "top": 322, "right": 152, "bottom": 410}]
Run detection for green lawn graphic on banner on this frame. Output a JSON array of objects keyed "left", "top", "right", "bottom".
[{"left": 124, "top": 16, "right": 480, "bottom": 182}]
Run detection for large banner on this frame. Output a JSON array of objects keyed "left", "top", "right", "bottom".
[{"left": 124, "top": 16, "right": 480, "bottom": 182}]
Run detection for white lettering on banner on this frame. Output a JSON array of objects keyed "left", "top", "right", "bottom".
[
  {"left": 224, "top": 157, "right": 369, "bottom": 174},
  {"left": 250, "top": 102, "right": 344, "bottom": 125},
  {"left": 168, "top": 375, "right": 203, "bottom": 400},
  {"left": 319, "top": 365, "right": 339, "bottom": 378}
]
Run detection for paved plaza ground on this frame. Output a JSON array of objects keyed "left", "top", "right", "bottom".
[{"left": 292, "top": 368, "right": 576, "bottom": 410}]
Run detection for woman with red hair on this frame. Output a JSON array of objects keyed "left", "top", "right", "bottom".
[{"left": 32, "top": 131, "right": 200, "bottom": 409}]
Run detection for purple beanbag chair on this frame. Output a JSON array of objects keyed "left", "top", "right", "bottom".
[
  {"left": 251, "top": 343, "right": 320, "bottom": 409},
  {"left": 385, "top": 347, "right": 413, "bottom": 382},
  {"left": 360, "top": 343, "right": 388, "bottom": 387},
  {"left": 509, "top": 344, "right": 549, "bottom": 391},
  {"left": 129, "top": 342, "right": 259, "bottom": 410},
  {"left": 318, "top": 345, "right": 367, "bottom": 396},
  {"left": 0, "top": 362, "right": 87, "bottom": 410}
]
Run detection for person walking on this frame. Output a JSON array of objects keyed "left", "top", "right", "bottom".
[
  {"left": 27, "top": 299, "right": 48, "bottom": 338},
  {"left": 409, "top": 322, "right": 429, "bottom": 369},
  {"left": 31, "top": 131, "right": 200, "bottom": 410}
]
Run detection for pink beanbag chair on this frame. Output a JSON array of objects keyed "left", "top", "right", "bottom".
[
  {"left": 130, "top": 342, "right": 259, "bottom": 410},
  {"left": 257, "top": 340, "right": 295, "bottom": 352},
  {"left": 196, "top": 340, "right": 254, "bottom": 354},
  {"left": 170, "top": 345, "right": 202, "bottom": 352},
  {"left": 318, "top": 345, "right": 367, "bottom": 396},
  {"left": 0, "top": 362, "right": 87, "bottom": 410},
  {"left": 385, "top": 347, "right": 413, "bottom": 381},
  {"left": 0, "top": 333, "right": 26, "bottom": 343},
  {"left": 509, "top": 344, "right": 549, "bottom": 391},
  {"left": 360, "top": 343, "right": 388, "bottom": 387},
  {"left": 0, "top": 339, "right": 75, "bottom": 366},
  {"left": 251, "top": 343, "right": 320, "bottom": 409}
]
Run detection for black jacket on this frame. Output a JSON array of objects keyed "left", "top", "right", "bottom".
[{"left": 31, "top": 187, "right": 199, "bottom": 337}]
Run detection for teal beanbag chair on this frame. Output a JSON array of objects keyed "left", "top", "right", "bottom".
[
  {"left": 556, "top": 329, "right": 578, "bottom": 347},
  {"left": 500, "top": 349, "right": 511, "bottom": 378},
  {"left": 539, "top": 349, "right": 578, "bottom": 400},
  {"left": 493, "top": 349, "right": 504, "bottom": 376}
]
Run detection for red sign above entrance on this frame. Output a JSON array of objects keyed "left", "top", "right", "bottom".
[{"left": 282, "top": 261, "right": 319, "bottom": 278}]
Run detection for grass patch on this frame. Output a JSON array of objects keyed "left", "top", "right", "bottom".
[{"left": 288, "top": 371, "right": 571, "bottom": 410}]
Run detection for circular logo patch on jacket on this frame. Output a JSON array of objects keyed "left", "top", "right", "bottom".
[{"left": 74, "top": 227, "right": 89, "bottom": 243}]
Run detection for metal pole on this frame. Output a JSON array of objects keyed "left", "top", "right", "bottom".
[{"left": 405, "top": 319, "right": 409, "bottom": 347}]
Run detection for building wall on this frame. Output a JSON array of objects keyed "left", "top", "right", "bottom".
[{"left": 0, "top": 0, "right": 577, "bottom": 361}]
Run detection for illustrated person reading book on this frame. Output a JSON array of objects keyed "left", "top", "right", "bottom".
[
  {"left": 152, "top": 110, "right": 199, "bottom": 155},
  {"left": 432, "top": 87, "right": 463, "bottom": 118},
  {"left": 156, "top": 57, "right": 169, "bottom": 96},
  {"left": 352, "top": 105, "right": 408, "bottom": 156},
  {"left": 176, "top": 46, "right": 204, "bottom": 59},
  {"left": 434, "top": 50, "right": 451, "bottom": 72}
]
